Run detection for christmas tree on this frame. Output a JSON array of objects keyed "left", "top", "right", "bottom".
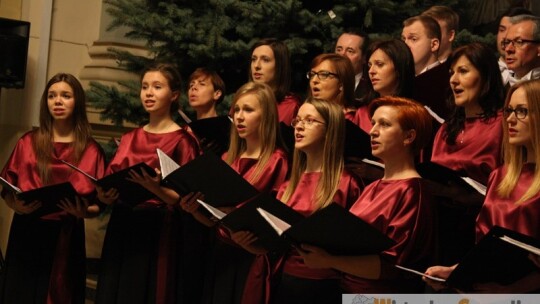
[{"left": 88, "top": 0, "right": 491, "bottom": 127}]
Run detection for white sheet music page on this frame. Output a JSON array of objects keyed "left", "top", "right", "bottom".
[
  {"left": 157, "top": 148, "right": 180, "bottom": 178},
  {"left": 424, "top": 106, "right": 445, "bottom": 124},
  {"left": 395, "top": 265, "right": 446, "bottom": 282},
  {"left": 499, "top": 235, "right": 540, "bottom": 256},
  {"left": 0, "top": 176, "right": 22, "bottom": 193},
  {"left": 256, "top": 207, "right": 291, "bottom": 236},
  {"left": 461, "top": 177, "right": 486, "bottom": 196},
  {"left": 197, "top": 199, "right": 227, "bottom": 220}
]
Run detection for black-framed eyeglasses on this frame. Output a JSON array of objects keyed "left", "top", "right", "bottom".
[
  {"left": 306, "top": 70, "right": 338, "bottom": 80},
  {"left": 501, "top": 38, "right": 540, "bottom": 49},
  {"left": 503, "top": 106, "right": 529, "bottom": 119},
  {"left": 291, "top": 117, "right": 325, "bottom": 128}
]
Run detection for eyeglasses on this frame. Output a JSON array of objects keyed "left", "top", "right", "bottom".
[
  {"left": 503, "top": 106, "right": 528, "bottom": 119},
  {"left": 291, "top": 117, "right": 325, "bottom": 128},
  {"left": 501, "top": 38, "right": 540, "bottom": 49},
  {"left": 306, "top": 71, "right": 338, "bottom": 80}
]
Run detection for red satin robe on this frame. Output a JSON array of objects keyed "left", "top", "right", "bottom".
[
  {"left": 202, "top": 149, "right": 289, "bottom": 304},
  {"left": 277, "top": 94, "right": 301, "bottom": 127},
  {"left": 431, "top": 113, "right": 503, "bottom": 185},
  {"left": 352, "top": 105, "right": 372, "bottom": 135},
  {"left": 95, "top": 127, "right": 200, "bottom": 304},
  {"left": 476, "top": 164, "right": 540, "bottom": 241},
  {"left": 342, "top": 178, "right": 435, "bottom": 293},
  {"left": 225, "top": 148, "right": 289, "bottom": 194},
  {"left": 277, "top": 171, "right": 363, "bottom": 280},
  {"left": 0, "top": 131, "right": 105, "bottom": 304},
  {"left": 431, "top": 113, "right": 503, "bottom": 264}
]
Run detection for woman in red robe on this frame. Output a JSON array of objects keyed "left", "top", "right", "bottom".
[
  {"left": 94, "top": 63, "right": 202, "bottom": 304},
  {"left": 425, "top": 79, "right": 540, "bottom": 292},
  {"left": 233, "top": 98, "right": 363, "bottom": 304},
  {"left": 0, "top": 73, "right": 106, "bottom": 304},
  {"left": 430, "top": 43, "right": 505, "bottom": 265},
  {"left": 248, "top": 38, "right": 301, "bottom": 126},
  {"left": 352, "top": 39, "right": 415, "bottom": 134},
  {"left": 307, "top": 53, "right": 359, "bottom": 123},
  {"left": 299, "top": 97, "right": 435, "bottom": 293},
  {"left": 181, "top": 82, "right": 289, "bottom": 304}
]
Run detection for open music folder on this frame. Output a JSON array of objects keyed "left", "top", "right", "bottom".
[
  {"left": 218, "top": 194, "right": 305, "bottom": 252},
  {"left": 416, "top": 161, "right": 486, "bottom": 195},
  {"left": 256, "top": 203, "right": 396, "bottom": 255},
  {"left": 178, "top": 110, "right": 232, "bottom": 155},
  {"left": 445, "top": 226, "right": 540, "bottom": 291},
  {"left": 157, "top": 151, "right": 259, "bottom": 207},
  {"left": 60, "top": 160, "right": 157, "bottom": 206},
  {"left": 0, "top": 176, "right": 77, "bottom": 217}
]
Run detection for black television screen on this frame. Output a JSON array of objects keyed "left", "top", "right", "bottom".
[{"left": 0, "top": 18, "right": 30, "bottom": 89}]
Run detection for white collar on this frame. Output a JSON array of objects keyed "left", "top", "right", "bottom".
[
  {"left": 417, "top": 60, "right": 441, "bottom": 76},
  {"left": 516, "top": 67, "right": 540, "bottom": 82},
  {"left": 354, "top": 72, "right": 363, "bottom": 89}
]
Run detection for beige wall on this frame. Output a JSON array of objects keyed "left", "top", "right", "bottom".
[{"left": 0, "top": 0, "right": 144, "bottom": 256}]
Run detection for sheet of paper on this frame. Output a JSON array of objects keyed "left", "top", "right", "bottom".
[
  {"left": 157, "top": 148, "right": 180, "bottom": 178},
  {"left": 197, "top": 199, "right": 226, "bottom": 220},
  {"left": 395, "top": 265, "right": 446, "bottom": 282},
  {"left": 499, "top": 235, "right": 540, "bottom": 256},
  {"left": 256, "top": 207, "right": 291, "bottom": 236},
  {"left": 461, "top": 177, "right": 486, "bottom": 196},
  {"left": 59, "top": 159, "right": 98, "bottom": 182},
  {"left": 0, "top": 176, "right": 22, "bottom": 193}
]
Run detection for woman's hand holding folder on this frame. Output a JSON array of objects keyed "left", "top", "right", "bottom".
[
  {"left": 5, "top": 191, "right": 41, "bottom": 215},
  {"left": 96, "top": 185, "right": 119, "bottom": 205},
  {"left": 58, "top": 196, "right": 99, "bottom": 218},
  {"left": 179, "top": 192, "right": 216, "bottom": 227},
  {"left": 230, "top": 231, "right": 267, "bottom": 255}
]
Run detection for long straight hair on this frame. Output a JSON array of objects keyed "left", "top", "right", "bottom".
[
  {"left": 280, "top": 98, "right": 345, "bottom": 211},
  {"left": 497, "top": 80, "right": 540, "bottom": 204},
  {"left": 248, "top": 38, "right": 292, "bottom": 102},
  {"left": 33, "top": 73, "right": 91, "bottom": 184},
  {"left": 225, "top": 82, "right": 283, "bottom": 184}
]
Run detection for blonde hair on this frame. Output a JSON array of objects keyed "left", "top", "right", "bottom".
[
  {"left": 280, "top": 98, "right": 345, "bottom": 211},
  {"left": 225, "top": 82, "right": 282, "bottom": 184},
  {"left": 497, "top": 79, "right": 540, "bottom": 204}
]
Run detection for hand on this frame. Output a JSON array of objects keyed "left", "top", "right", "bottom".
[
  {"left": 297, "top": 244, "right": 332, "bottom": 269},
  {"left": 58, "top": 196, "right": 93, "bottom": 218},
  {"left": 230, "top": 230, "right": 266, "bottom": 255},
  {"left": 96, "top": 185, "right": 119, "bottom": 205},
  {"left": 127, "top": 167, "right": 162, "bottom": 193},
  {"left": 423, "top": 265, "right": 456, "bottom": 291},
  {"left": 5, "top": 192, "right": 41, "bottom": 215},
  {"left": 179, "top": 192, "right": 203, "bottom": 214}
]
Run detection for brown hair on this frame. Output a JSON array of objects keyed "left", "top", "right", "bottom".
[
  {"left": 308, "top": 53, "right": 356, "bottom": 109},
  {"left": 33, "top": 73, "right": 91, "bottom": 184},
  {"left": 189, "top": 67, "right": 226, "bottom": 104}
]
